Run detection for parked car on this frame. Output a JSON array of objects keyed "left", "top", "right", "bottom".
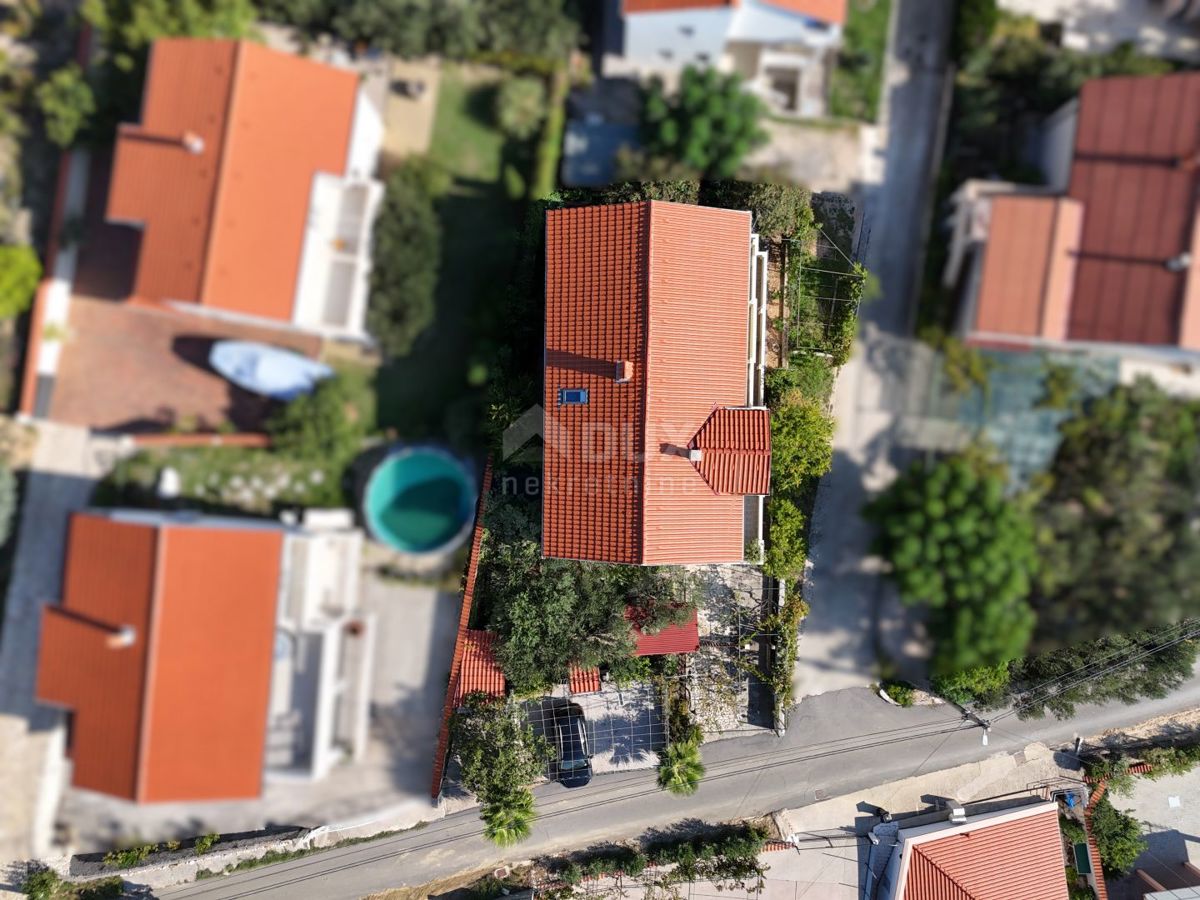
[{"left": 552, "top": 702, "right": 592, "bottom": 788}]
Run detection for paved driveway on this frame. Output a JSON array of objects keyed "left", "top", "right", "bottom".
[
  {"left": 792, "top": 0, "right": 955, "bottom": 702},
  {"left": 1108, "top": 769, "right": 1200, "bottom": 899}
]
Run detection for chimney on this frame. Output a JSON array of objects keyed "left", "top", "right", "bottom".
[
  {"left": 105, "top": 625, "right": 136, "bottom": 649},
  {"left": 615, "top": 360, "right": 633, "bottom": 383},
  {"left": 948, "top": 806, "right": 967, "bottom": 824},
  {"left": 688, "top": 448, "right": 703, "bottom": 463},
  {"left": 182, "top": 131, "right": 205, "bottom": 155}
]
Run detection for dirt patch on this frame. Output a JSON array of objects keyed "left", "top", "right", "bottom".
[{"left": 1087, "top": 708, "right": 1200, "bottom": 750}]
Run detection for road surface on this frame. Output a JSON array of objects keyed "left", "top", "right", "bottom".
[{"left": 159, "top": 677, "right": 1200, "bottom": 899}]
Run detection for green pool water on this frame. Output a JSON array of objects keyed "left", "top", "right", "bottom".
[{"left": 363, "top": 448, "right": 475, "bottom": 554}]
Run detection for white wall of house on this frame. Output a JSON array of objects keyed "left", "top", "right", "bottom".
[
  {"left": 1038, "top": 98, "right": 1079, "bottom": 191},
  {"left": 623, "top": 6, "right": 734, "bottom": 71},
  {"left": 998, "top": 0, "right": 1200, "bottom": 61}
]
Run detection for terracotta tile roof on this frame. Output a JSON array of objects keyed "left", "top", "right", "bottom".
[
  {"left": 107, "top": 38, "right": 358, "bottom": 322},
  {"left": 972, "top": 195, "right": 1082, "bottom": 341},
  {"left": 569, "top": 665, "right": 602, "bottom": 694},
  {"left": 901, "top": 805, "right": 1069, "bottom": 900},
  {"left": 623, "top": 0, "right": 845, "bottom": 23},
  {"left": 454, "top": 630, "right": 506, "bottom": 706},
  {"left": 543, "top": 201, "right": 760, "bottom": 565},
  {"left": 629, "top": 606, "right": 700, "bottom": 656},
  {"left": 1066, "top": 73, "right": 1200, "bottom": 347},
  {"left": 36, "top": 513, "right": 282, "bottom": 802},
  {"left": 692, "top": 407, "right": 771, "bottom": 494}
]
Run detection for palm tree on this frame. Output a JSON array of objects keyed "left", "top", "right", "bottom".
[
  {"left": 657, "top": 740, "right": 705, "bottom": 796},
  {"left": 481, "top": 789, "right": 536, "bottom": 847}
]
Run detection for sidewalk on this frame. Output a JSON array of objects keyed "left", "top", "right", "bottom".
[{"left": 0, "top": 424, "right": 125, "bottom": 868}]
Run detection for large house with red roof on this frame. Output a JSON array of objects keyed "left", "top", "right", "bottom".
[
  {"left": 872, "top": 800, "right": 1073, "bottom": 900},
  {"left": 949, "top": 72, "right": 1200, "bottom": 357},
  {"left": 608, "top": 0, "right": 846, "bottom": 117},
  {"left": 542, "top": 200, "right": 771, "bottom": 566},
  {"left": 35, "top": 510, "right": 374, "bottom": 802},
  {"left": 106, "top": 38, "right": 383, "bottom": 339}
]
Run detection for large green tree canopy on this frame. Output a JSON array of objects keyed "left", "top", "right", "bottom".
[
  {"left": 865, "top": 452, "right": 1037, "bottom": 674},
  {"left": 642, "top": 66, "right": 767, "bottom": 179},
  {"left": 1033, "top": 378, "right": 1200, "bottom": 639}
]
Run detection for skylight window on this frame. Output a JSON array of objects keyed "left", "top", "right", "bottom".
[{"left": 558, "top": 388, "right": 589, "bottom": 405}]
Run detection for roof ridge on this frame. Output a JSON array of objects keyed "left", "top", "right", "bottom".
[
  {"left": 197, "top": 39, "right": 245, "bottom": 305},
  {"left": 636, "top": 200, "right": 654, "bottom": 564},
  {"left": 132, "top": 522, "right": 168, "bottom": 802}
]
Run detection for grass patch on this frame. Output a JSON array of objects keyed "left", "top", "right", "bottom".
[
  {"left": 829, "top": 0, "right": 892, "bottom": 122},
  {"left": 372, "top": 64, "right": 532, "bottom": 445}
]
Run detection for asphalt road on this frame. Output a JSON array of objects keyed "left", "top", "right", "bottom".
[{"left": 158, "top": 678, "right": 1200, "bottom": 900}]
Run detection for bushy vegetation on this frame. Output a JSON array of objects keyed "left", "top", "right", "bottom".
[
  {"left": 494, "top": 76, "right": 545, "bottom": 140},
  {"left": 865, "top": 451, "right": 1037, "bottom": 675},
  {"left": 1089, "top": 795, "right": 1145, "bottom": 877},
  {"left": 762, "top": 496, "right": 806, "bottom": 581},
  {"left": 0, "top": 244, "right": 41, "bottom": 318},
  {"left": 35, "top": 63, "right": 94, "bottom": 148},
  {"left": 697, "top": 179, "right": 813, "bottom": 243},
  {"left": 770, "top": 399, "right": 834, "bottom": 494},
  {"left": 266, "top": 376, "right": 367, "bottom": 472},
  {"left": 930, "top": 662, "right": 1010, "bottom": 707},
  {"left": 367, "top": 161, "right": 443, "bottom": 357},
  {"left": 830, "top": 0, "right": 892, "bottom": 121},
  {"left": 641, "top": 66, "right": 767, "bottom": 179},
  {"left": 479, "top": 494, "right": 696, "bottom": 694},
  {"left": 20, "top": 867, "right": 123, "bottom": 900},
  {"left": 260, "top": 0, "right": 579, "bottom": 68},
  {"left": 881, "top": 679, "right": 915, "bottom": 707},
  {"left": 453, "top": 694, "right": 550, "bottom": 846}
]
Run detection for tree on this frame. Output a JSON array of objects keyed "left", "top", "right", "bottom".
[
  {"left": 641, "top": 66, "right": 767, "bottom": 179},
  {"left": 930, "top": 662, "right": 1011, "bottom": 708},
  {"left": 494, "top": 76, "right": 546, "bottom": 140},
  {"left": 770, "top": 398, "right": 834, "bottom": 493},
  {"left": 367, "top": 163, "right": 441, "bottom": 357},
  {"left": 865, "top": 452, "right": 1037, "bottom": 674},
  {"left": 481, "top": 788, "right": 536, "bottom": 847},
  {"left": 657, "top": 739, "right": 705, "bottom": 795},
  {"left": 35, "top": 64, "right": 95, "bottom": 148},
  {"left": 1089, "top": 795, "right": 1146, "bottom": 877},
  {"left": 266, "top": 376, "right": 367, "bottom": 468},
  {"left": 699, "top": 179, "right": 813, "bottom": 241},
  {"left": 0, "top": 245, "right": 40, "bottom": 318},
  {"left": 1008, "top": 621, "right": 1200, "bottom": 720},
  {"left": 1033, "top": 379, "right": 1200, "bottom": 640}
]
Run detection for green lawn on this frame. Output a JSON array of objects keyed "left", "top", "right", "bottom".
[
  {"left": 829, "top": 0, "right": 892, "bottom": 122},
  {"left": 373, "top": 64, "right": 531, "bottom": 447}
]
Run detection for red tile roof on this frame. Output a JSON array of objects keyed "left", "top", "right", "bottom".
[
  {"left": 692, "top": 407, "right": 771, "bottom": 495},
  {"left": 623, "top": 0, "right": 845, "bottom": 24},
  {"left": 107, "top": 38, "right": 358, "bottom": 322},
  {"left": 629, "top": 606, "right": 700, "bottom": 656},
  {"left": 1067, "top": 73, "right": 1200, "bottom": 346},
  {"left": 900, "top": 804, "right": 1069, "bottom": 900},
  {"left": 972, "top": 195, "right": 1082, "bottom": 341},
  {"left": 36, "top": 513, "right": 282, "bottom": 802},
  {"left": 543, "top": 201, "right": 764, "bottom": 565},
  {"left": 454, "top": 630, "right": 506, "bottom": 705},
  {"left": 569, "top": 665, "right": 602, "bottom": 694}
]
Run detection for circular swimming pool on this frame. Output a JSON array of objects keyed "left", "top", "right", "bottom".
[{"left": 362, "top": 447, "right": 476, "bottom": 555}]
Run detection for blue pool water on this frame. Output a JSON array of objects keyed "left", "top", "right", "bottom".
[{"left": 363, "top": 448, "right": 476, "bottom": 554}]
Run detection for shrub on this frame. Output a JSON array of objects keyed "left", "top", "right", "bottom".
[
  {"left": 1089, "top": 795, "right": 1146, "bottom": 877},
  {"left": 881, "top": 679, "right": 914, "bottom": 707},
  {"left": 765, "top": 354, "right": 833, "bottom": 408},
  {"left": 20, "top": 866, "right": 61, "bottom": 900},
  {"left": 0, "top": 244, "right": 41, "bottom": 318},
  {"left": 657, "top": 739, "right": 705, "bottom": 795},
  {"left": 770, "top": 398, "right": 834, "bottom": 493},
  {"left": 481, "top": 789, "right": 536, "bottom": 847},
  {"left": 366, "top": 162, "right": 441, "bottom": 357},
  {"left": 103, "top": 842, "right": 155, "bottom": 868},
  {"left": 763, "top": 496, "right": 807, "bottom": 581},
  {"left": 193, "top": 832, "right": 220, "bottom": 855},
  {"left": 931, "top": 662, "right": 1011, "bottom": 707},
  {"left": 36, "top": 63, "right": 95, "bottom": 147},
  {"left": 494, "top": 76, "right": 545, "bottom": 140},
  {"left": 953, "top": 0, "right": 999, "bottom": 60},
  {"left": 1060, "top": 815, "right": 1087, "bottom": 846},
  {"left": 453, "top": 694, "right": 550, "bottom": 806},
  {"left": 699, "top": 179, "right": 813, "bottom": 241},
  {"left": 266, "top": 376, "right": 367, "bottom": 468}
]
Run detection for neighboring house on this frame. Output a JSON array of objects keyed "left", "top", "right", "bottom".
[
  {"left": 106, "top": 38, "right": 384, "bottom": 339},
  {"left": 35, "top": 509, "right": 374, "bottom": 803},
  {"left": 998, "top": 0, "right": 1200, "bottom": 62},
  {"left": 949, "top": 72, "right": 1200, "bottom": 359},
  {"left": 869, "top": 800, "right": 1073, "bottom": 900},
  {"left": 608, "top": 0, "right": 846, "bottom": 117},
  {"left": 542, "top": 200, "right": 770, "bottom": 565}
]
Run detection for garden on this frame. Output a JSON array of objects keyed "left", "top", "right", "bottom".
[{"left": 828, "top": 0, "right": 892, "bottom": 122}]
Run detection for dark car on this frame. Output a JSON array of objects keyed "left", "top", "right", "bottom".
[{"left": 551, "top": 702, "right": 592, "bottom": 788}]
